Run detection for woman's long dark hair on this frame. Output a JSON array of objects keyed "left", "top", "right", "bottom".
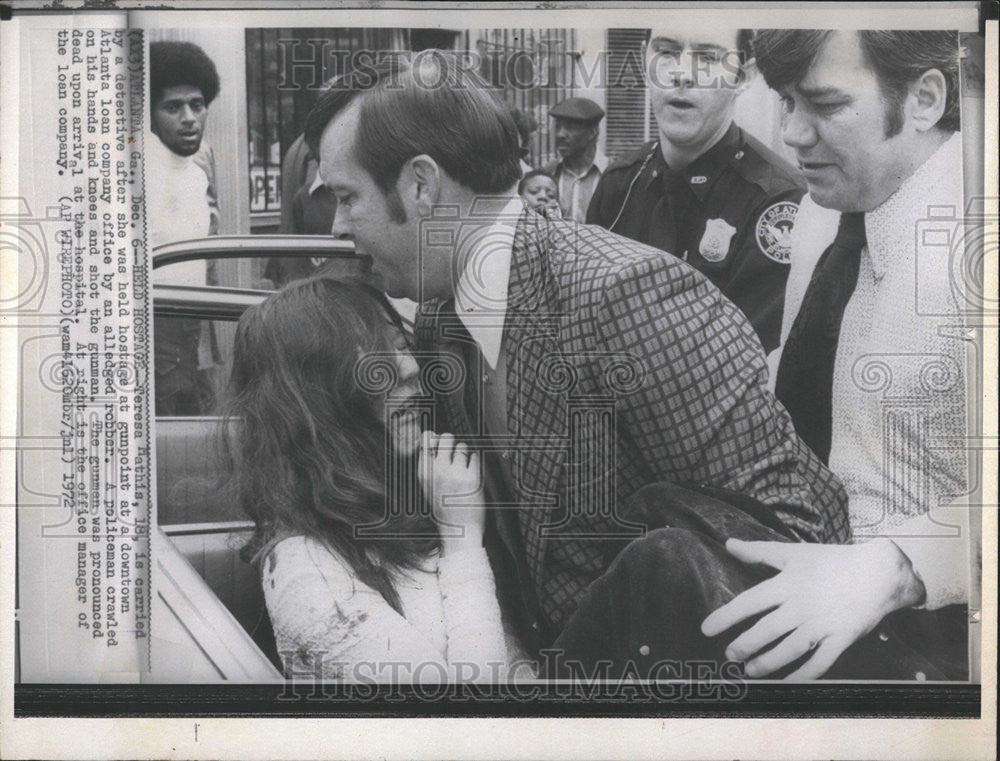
[{"left": 216, "top": 276, "right": 437, "bottom": 613}]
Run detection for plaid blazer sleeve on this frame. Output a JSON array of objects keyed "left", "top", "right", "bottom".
[{"left": 594, "top": 254, "right": 851, "bottom": 544}]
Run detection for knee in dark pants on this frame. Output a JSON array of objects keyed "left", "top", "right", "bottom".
[
  {"left": 574, "top": 528, "right": 724, "bottom": 622},
  {"left": 614, "top": 528, "right": 749, "bottom": 652},
  {"left": 551, "top": 527, "right": 766, "bottom": 679},
  {"left": 616, "top": 527, "right": 722, "bottom": 576}
]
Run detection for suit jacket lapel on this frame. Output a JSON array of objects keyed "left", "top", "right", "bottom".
[{"left": 416, "top": 213, "right": 571, "bottom": 582}]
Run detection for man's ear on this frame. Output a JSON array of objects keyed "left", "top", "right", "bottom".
[
  {"left": 735, "top": 56, "right": 757, "bottom": 95},
  {"left": 400, "top": 154, "right": 441, "bottom": 216},
  {"left": 908, "top": 68, "right": 948, "bottom": 132}
]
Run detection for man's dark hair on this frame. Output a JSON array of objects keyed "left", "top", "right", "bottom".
[
  {"left": 752, "top": 30, "right": 960, "bottom": 135},
  {"left": 149, "top": 41, "right": 221, "bottom": 107},
  {"left": 733, "top": 29, "right": 754, "bottom": 77},
  {"left": 644, "top": 28, "right": 755, "bottom": 79},
  {"left": 304, "top": 50, "right": 522, "bottom": 196}
]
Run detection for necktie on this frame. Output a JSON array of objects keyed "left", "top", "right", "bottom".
[
  {"left": 775, "top": 212, "right": 866, "bottom": 464},
  {"left": 647, "top": 168, "right": 691, "bottom": 258}
]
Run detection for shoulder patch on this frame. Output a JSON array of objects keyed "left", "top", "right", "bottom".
[{"left": 755, "top": 201, "right": 798, "bottom": 263}]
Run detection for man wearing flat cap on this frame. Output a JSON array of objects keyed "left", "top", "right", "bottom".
[{"left": 543, "top": 96, "right": 607, "bottom": 222}]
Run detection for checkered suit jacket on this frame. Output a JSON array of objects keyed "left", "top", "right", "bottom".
[{"left": 414, "top": 209, "right": 850, "bottom": 633}]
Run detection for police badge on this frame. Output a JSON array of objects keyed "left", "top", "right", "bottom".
[{"left": 699, "top": 218, "right": 737, "bottom": 262}]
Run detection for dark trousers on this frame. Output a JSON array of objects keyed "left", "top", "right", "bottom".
[{"left": 548, "top": 483, "right": 969, "bottom": 681}]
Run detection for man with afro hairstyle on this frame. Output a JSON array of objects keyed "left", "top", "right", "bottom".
[{"left": 148, "top": 40, "right": 221, "bottom": 414}]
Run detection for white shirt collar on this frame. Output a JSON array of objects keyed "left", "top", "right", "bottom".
[
  {"left": 561, "top": 150, "right": 608, "bottom": 177},
  {"left": 453, "top": 195, "right": 525, "bottom": 369},
  {"left": 865, "top": 132, "right": 963, "bottom": 281},
  {"left": 308, "top": 171, "right": 325, "bottom": 195}
]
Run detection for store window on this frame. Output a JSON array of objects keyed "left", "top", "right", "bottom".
[
  {"left": 244, "top": 28, "right": 400, "bottom": 231},
  {"left": 244, "top": 28, "right": 578, "bottom": 228},
  {"left": 605, "top": 29, "right": 655, "bottom": 160},
  {"left": 474, "top": 28, "right": 576, "bottom": 168}
]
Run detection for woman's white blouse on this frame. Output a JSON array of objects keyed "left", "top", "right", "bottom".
[{"left": 262, "top": 536, "right": 532, "bottom": 683}]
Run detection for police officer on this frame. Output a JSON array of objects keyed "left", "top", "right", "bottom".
[
  {"left": 587, "top": 23, "right": 803, "bottom": 353},
  {"left": 544, "top": 97, "right": 607, "bottom": 222}
]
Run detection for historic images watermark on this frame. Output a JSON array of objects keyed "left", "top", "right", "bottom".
[
  {"left": 273, "top": 649, "right": 749, "bottom": 702},
  {"left": 275, "top": 41, "right": 746, "bottom": 93}
]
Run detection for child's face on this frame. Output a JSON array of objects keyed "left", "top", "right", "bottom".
[{"left": 521, "top": 175, "right": 559, "bottom": 211}]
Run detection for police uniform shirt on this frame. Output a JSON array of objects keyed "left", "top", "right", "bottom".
[{"left": 587, "top": 123, "right": 804, "bottom": 353}]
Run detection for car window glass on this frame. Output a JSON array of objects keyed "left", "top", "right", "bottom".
[
  {"left": 154, "top": 315, "right": 233, "bottom": 419},
  {"left": 154, "top": 255, "right": 368, "bottom": 290}
]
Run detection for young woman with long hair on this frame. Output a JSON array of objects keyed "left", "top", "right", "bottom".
[{"left": 217, "top": 276, "right": 525, "bottom": 683}]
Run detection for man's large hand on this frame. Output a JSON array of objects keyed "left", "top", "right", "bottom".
[{"left": 700, "top": 538, "right": 926, "bottom": 680}]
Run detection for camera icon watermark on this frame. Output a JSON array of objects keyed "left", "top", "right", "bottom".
[
  {"left": 417, "top": 198, "right": 528, "bottom": 315},
  {"left": 914, "top": 197, "right": 998, "bottom": 318},
  {"left": 0, "top": 196, "right": 64, "bottom": 316}
]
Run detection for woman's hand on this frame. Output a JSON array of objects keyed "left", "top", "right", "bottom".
[{"left": 418, "top": 432, "right": 486, "bottom": 554}]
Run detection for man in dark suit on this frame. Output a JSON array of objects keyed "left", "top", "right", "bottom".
[{"left": 304, "top": 51, "right": 848, "bottom": 672}]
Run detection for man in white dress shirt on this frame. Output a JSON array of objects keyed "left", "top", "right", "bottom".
[{"left": 699, "top": 29, "right": 971, "bottom": 680}]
